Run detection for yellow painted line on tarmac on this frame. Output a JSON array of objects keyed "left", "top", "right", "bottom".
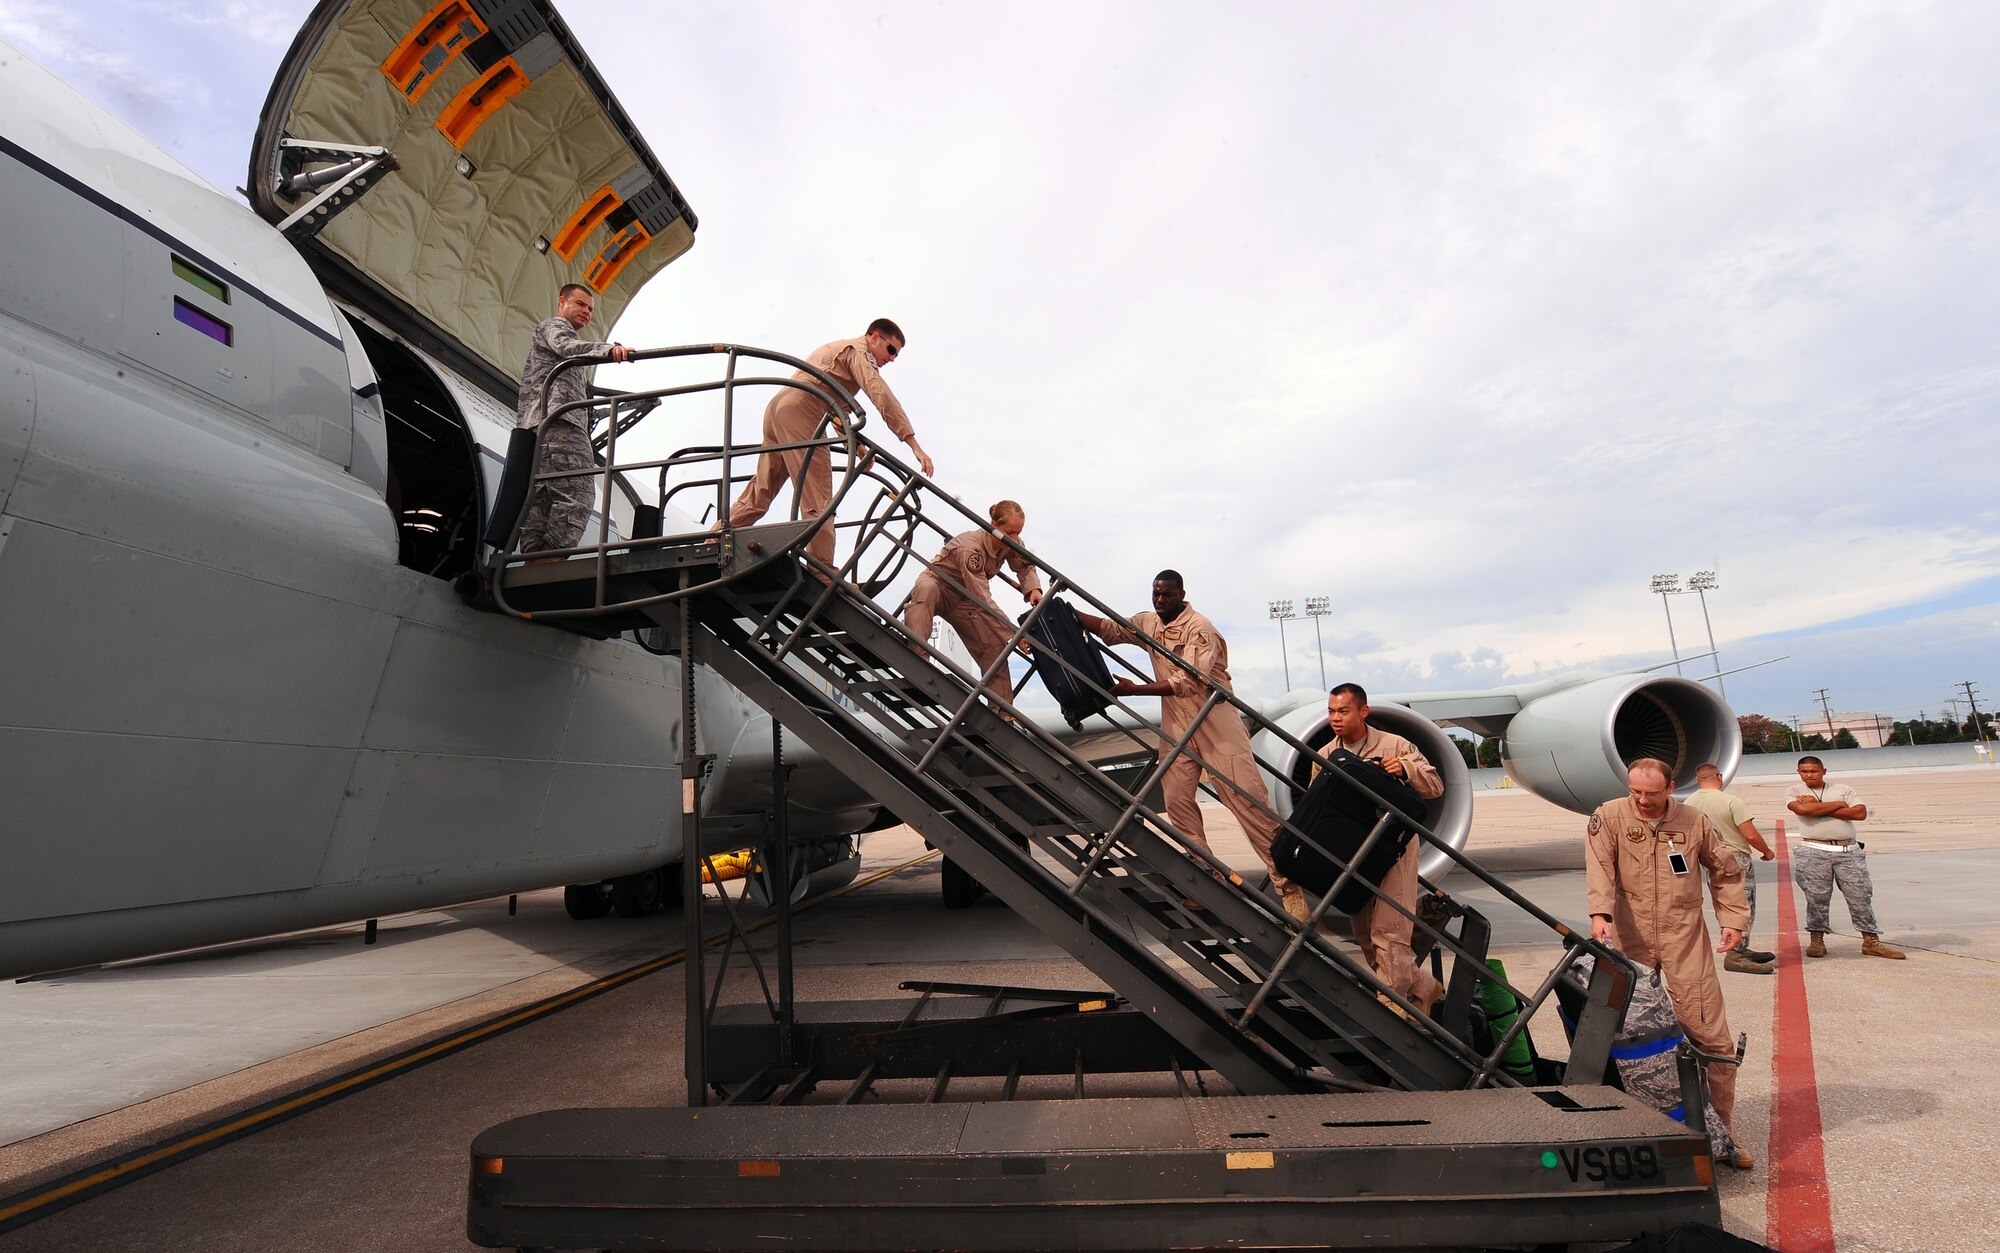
[{"left": 0, "top": 849, "right": 940, "bottom": 1231}]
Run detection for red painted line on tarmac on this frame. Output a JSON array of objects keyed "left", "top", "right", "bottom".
[{"left": 1766, "top": 818, "right": 1836, "bottom": 1253}]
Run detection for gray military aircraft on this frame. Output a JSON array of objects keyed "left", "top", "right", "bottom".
[{"left": 0, "top": 0, "right": 1738, "bottom": 983}]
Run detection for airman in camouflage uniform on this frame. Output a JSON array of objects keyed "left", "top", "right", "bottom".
[{"left": 515, "top": 284, "right": 630, "bottom": 553}]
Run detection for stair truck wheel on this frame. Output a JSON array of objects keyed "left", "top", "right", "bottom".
[{"left": 941, "top": 856, "right": 978, "bottom": 909}]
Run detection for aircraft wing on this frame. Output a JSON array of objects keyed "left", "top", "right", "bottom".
[
  {"left": 1381, "top": 691, "right": 1524, "bottom": 741},
  {"left": 249, "top": 0, "right": 697, "bottom": 402}
]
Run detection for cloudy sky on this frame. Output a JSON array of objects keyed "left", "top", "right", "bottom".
[{"left": 9, "top": 1, "right": 1998, "bottom": 724}]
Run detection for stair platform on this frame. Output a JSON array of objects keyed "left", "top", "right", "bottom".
[{"left": 468, "top": 1087, "right": 1717, "bottom": 1250}]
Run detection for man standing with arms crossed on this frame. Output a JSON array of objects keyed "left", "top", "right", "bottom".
[
  {"left": 515, "top": 284, "right": 632, "bottom": 553},
  {"left": 1585, "top": 758, "right": 1755, "bottom": 1169},
  {"left": 1324, "top": 683, "right": 1446, "bottom": 1013},
  {"left": 1786, "top": 756, "right": 1905, "bottom": 960},
  {"left": 1078, "top": 572, "right": 1293, "bottom": 919},
  {"left": 726, "top": 319, "right": 934, "bottom": 569},
  {"left": 1681, "top": 763, "right": 1778, "bottom": 974}
]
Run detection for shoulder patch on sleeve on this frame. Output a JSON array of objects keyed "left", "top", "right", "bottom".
[{"left": 1587, "top": 813, "right": 1602, "bottom": 836}]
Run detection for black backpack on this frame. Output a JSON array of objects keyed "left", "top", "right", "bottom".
[
  {"left": 1017, "top": 597, "right": 1115, "bottom": 728},
  {"left": 1270, "top": 748, "right": 1430, "bottom": 912}
]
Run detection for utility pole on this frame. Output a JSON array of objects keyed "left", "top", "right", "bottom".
[
  {"left": 1789, "top": 715, "right": 1802, "bottom": 753},
  {"left": 1814, "top": 688, "right": 1836, "bottom": 745},
  {"left": 1964, "top": 680, "right": 1993, "bottom": 761}
]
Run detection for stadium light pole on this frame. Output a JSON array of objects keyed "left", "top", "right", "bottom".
[
  {"left": 1650, "top": 574, "right": 1683, "bottom": 675},
  {"left": 1686, "top": 570, "right": 1724, "bottom": 698},
  {"left": 1304, "top": 596, "right": 1330, "bottom": 691},
  {"left": 1268, "top": 599, "right": 1296, "bottom": 691}
]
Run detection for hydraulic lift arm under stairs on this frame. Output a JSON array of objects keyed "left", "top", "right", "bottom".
[{"left": 464, "top": 344, "right": 1720, "bottom": 1250}]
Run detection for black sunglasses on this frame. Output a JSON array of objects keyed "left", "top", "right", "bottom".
[{"left": 883, "top": 339, "right": 901, "bottom": 359}]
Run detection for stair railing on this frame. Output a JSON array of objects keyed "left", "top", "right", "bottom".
[{"left": 479, "top": 340, "right": 1636, "bottom": 1083}]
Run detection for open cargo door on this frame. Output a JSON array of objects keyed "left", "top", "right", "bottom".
[{"left": 249, "top": 0, "right": 696, "bottom": 402}]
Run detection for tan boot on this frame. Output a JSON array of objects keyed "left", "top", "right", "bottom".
[
  {"left": 1806, "top": 931, "right": 1826, "bottom": 958},
  {"left": 1419, "top": 982, "right": 1447, "bottom": 1019},
  {"left": 1861, "top": 933, "right": 1907, "bottom": 960},
  {"left": 1281, "top": 887, "right": 1312, "bottom": 924}
]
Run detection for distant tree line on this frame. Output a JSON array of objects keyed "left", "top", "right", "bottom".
[
  {"left": 1885, "top": 714, "right": 1995, "bottom": 746},
  {"left": 1448, "top": 712, "right": 1993, "bottom": 766},
  {"left": 1448, "top": 736, "right": 1505, "bottom": 769},
  {"left": 1736, "top": 712, "right": 1994, "bottom": 754}
]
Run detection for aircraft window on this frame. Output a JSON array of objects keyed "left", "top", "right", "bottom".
[
  {"left": 172, "top": 298, "right": 232, "bottom": 346},
  {"left": 348, "top": 318, "right": 481, "bottom": 581},
  {"left": 171, "top": 256, "right": 229, "bottom": 303}
]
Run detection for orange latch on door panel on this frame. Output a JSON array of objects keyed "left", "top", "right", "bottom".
[
  {"left": 552, "top": 187, "right": 622, "bottom": 261},
  {"left": 435, "top": 57, "right": 529, "bottom": 149},
  {"left": 583, "top": 222, "right": 653, "bottom": 292},
  {"left": 381, "top": 0, "right": 487, "bottom": 103}
]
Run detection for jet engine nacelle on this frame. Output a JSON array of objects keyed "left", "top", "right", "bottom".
[
  {"left": 1500, "top": 675, "right": 1741, "bottom": 812},
  {"left": 1251, "top": 701, "right": 1475, "bottom": 883}
]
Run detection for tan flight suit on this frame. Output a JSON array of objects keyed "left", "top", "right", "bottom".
[
  {"left": 905, "top": 528, "right": 1043, "bottom": 704},
  {"left": 1322, "top": 727, "right": 1444, "bottom": 1004},
  {"left": 1585, "top": 797, "right": 1750, "bottom": 1131},
  {"left": 726, "top": 336, "right": 917, "bottom": 567},
  {"left": 1097, "top": 605, "right": 1280, "bottom": 879}
]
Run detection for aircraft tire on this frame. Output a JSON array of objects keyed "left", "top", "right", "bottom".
[
  {"left": 940, "top": 856, "right": 978, "bottom": 909},
  {"left": 658, "top": 862, "right": 686, "bottom": 908},
  {"left": 612, "top": 869, "right": 664, "bottom": 918},
  {"left": 563, "top": 883, "right": 612, "bottom": 920}
]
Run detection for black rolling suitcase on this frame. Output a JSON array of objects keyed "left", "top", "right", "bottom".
[
  {"left": 1017, "top": 597, "right": 1114, "bottom": 728},
  {"left": 1271, "top": 748, "right": 1429, "bottom": 912}
]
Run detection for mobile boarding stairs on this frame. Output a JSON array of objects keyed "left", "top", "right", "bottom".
[{"left": 463, "top": 346, "right": 1723, "bottom": 1251}]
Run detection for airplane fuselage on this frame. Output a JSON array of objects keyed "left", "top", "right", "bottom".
[{"left": 0, "top": 41, "right": 869, "bottom": 980}]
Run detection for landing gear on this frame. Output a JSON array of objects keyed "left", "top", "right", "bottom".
[
  {"left": 612, "top": 868, "right": 664, "bottom": 918},
  {"left": 563, "top": 882, "right": 611, "bottom": 920},
  {"left": 564, "top": 864, "right": 687, "bottom": 921}
]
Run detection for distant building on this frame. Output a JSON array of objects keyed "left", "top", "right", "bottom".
[{"left": 1799, "top": 711, "right": 1894, "bottom": 748}]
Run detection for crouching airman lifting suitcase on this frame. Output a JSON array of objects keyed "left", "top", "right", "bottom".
[
  {"left": 1271, "top": 748, "right": 1431, "bottom": 913},
  {"left": 1017, "top": 597, "right": 1114, "bottom": 729}
]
